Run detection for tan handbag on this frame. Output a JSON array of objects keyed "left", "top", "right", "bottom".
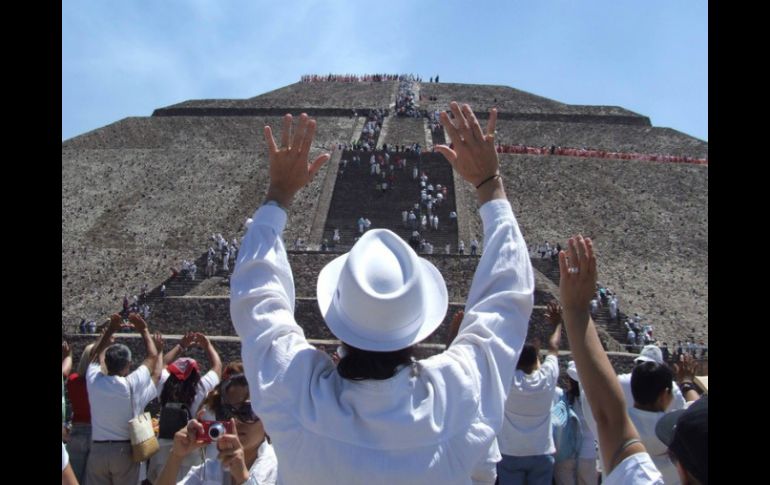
[{"left": 128, "top": 383, "right": 159, "bottom": 462}]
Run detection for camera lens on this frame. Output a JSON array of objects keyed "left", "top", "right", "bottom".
[{"left": 209, "top": 423, "right": 225, "bottom": 440}]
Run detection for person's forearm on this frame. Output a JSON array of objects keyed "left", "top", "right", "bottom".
[
  {"left": 90, "top": 328, "right": 116, "bottom": 363},
  {"left": 563, "top": 309, "right": 637, "bottom": 467},
  {"left": 154, "top": 452, "right": 185, "bottom": 485},
  {"left": 476, "top": 177, "right": 506, "bottom": 205},
  {"left": 547, "top": 324, "right": 562, "bottom": 354},
  {"left": 62, "top": 356, "right": 73, "bottom": 377},
  {"left": 265, "top": 186, "right": 294, "bottom": 209},
  {"left": 205, "top": 343, "right": 223, "bottom": 377},
  {"left": 563, "top": 310, "right": 625, "bottom": 420},
  {"left": 141, "top": 329, "right": 158, "bottom": 359},
  {"left": 154, "top": 348, "right": 164, "bottom": 381},
  {"left": 62, "top": 464, "right": 79, "bottom": 485},
  {"left": 163, "top": 344, "right": 184, "bottom": 365}
]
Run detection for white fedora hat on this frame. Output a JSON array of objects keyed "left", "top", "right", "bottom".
[{"left": 317, "top": 229, "right": 448, "bottom": 352}]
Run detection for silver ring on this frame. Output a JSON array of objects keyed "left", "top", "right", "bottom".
[{"left": 568, "top": 267, "right": 579, "bottom": 274}]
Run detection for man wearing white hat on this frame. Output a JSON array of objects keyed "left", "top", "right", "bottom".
[
  {"left": 231, "top": 104, "right": 534, "bottom": 485},
  {"left": 618, "top": 345, "right": 686, "bottom": 411}
]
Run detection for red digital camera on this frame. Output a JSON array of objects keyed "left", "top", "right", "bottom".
[{"left": 198, "top": 420, "right": 234, "bottom": 444}]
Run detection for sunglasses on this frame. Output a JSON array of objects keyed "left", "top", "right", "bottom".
[{"left": 216, "top": 401, "right": 260, "bottom": 424}]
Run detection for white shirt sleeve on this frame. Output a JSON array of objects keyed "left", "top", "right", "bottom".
[
  {"left": 444, "top": 199, "right": 534, "bottom": 431},
  {"left": 603, "top": 452, "right": 664, "bottom": 485},
  {"left": 230, "top": 205, "right": 330, "bottom": 416},
  {"left": 541, "top": 354, "right": 560, "bottom": 388},
  {"left": 86, "top": 362, "right": 101, "bottom": 384},
  {"left": 156, "top": 368, "right": 169, "bottom": 394},
  {"left": 127, "top": 364, "right": 158, "bottom": 414},
  {"left": 668, "top": 381, "right": 686, "bottom": 411},
  {"left": 192, "top": 370, "right": 221, "bottom": 415},
  {"left": 471, "top": 438, "right": 501, "bottom": 485},
  {"left": 62, "top": 441, "right": 69, "bottom": 471}
]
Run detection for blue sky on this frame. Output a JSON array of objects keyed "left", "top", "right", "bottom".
[{"left": 62, "top": 0, "right": 708, "bottom": 142}]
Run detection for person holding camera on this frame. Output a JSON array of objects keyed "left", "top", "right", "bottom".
[
  {"left": 229, "top": 103, "right": 534, "bottom": 484},
  {"left": 146, "top": 332, "right": 223, "bottom": 483},
  {"left": 154, "top": 373, "right": 277, "bottom": 485}
]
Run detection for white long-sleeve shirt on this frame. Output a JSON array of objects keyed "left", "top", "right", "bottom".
[{"left": 230, "top": 199, "right": 534, "bottom": 485}]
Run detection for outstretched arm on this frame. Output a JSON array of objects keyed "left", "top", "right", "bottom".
[
  {"left": 437, "top": 103, "right": 534, "bottom": 432},
  {"left": 163, "top": 332, "right": 196, "bottom": 365},
  {"left": 230, "top": 114, "right": 331, "bottom": 416},
  {"left": 62, "top": 341, "right": 73, "bottom": 377},
  {"left": 544, "top": 300, "right": 563, "bottom": 355},
  {"left": 194, "top": 332, "right": 223, "bottom": 378},
  {"left": 559, "top": 236, "right": 645, "bottom": 474},
  {"left": 90, "top": 314, "right": 123, "bottom": 364},
  {"left": 128, "top": 313, "right": 159, "bottom": 381}
]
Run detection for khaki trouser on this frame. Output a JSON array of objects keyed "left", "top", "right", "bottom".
[{"left": 85, "top": 441, "right": 139, "bottom": 485}]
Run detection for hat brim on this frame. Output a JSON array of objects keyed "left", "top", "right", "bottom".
[
  {"left": 634, "top": 356, "right": 656, "bottom": 364},
  {"left": 317, "top": 253, "right": 448, "bottom": 352},
  {"left": 654, "top": 408, "right": 686, "bottom": 446}
]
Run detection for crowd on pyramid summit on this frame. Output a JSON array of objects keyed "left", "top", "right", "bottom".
[
  {"left": 300, "top": 73, "right": 423, "bottom": 83},
  {"left": 62, "top": 103, "right": 707, "bottom": 485}
]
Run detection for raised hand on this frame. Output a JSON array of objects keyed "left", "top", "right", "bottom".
[
  {"left": 544, "top": 300, "right": 563, "bottom": 326},
  {"left": 128, "top": 312, "right": 148, "bottom": 333},
  {"left": 264, "top": 113, "right": 331, "bottom": 207},
  {"left": 179, "top": 332, "right": 196, "bottom": 349},
  {"left": 108, "top": 314, "right": 123, "bottom": 334},
  {"left": 152, "top": 332, "right": 164, "bottom": 353},
  {"left": 435, "top": 103, "right": 499, "bottom": 187},
  {"left": 673, "top": 353, "right": 697, "bottom": 384},
  {"left": 558, "top": 236, "right": 598, "bottom": 315},
  {"left": 192, "top": 332, "right": 211, "bottom": 349}
]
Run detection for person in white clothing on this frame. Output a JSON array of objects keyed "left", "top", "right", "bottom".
[
  {"left": 85, "top": 313, "right": 161, "bottom": 485},
  {"left": 552, "top": 361, "right": 599, "bottom": 485},
  {"left": 627, "top": 361, "right": 681, "bottom": 484},
  {"left": 580, "top": 344, "right": 685, "bottom": 476},
  {"left": 613, "top": 346, "right": 686, "bottom": 413},
  {"left": 230, "top": 106, "right": 534, "bottom": 484},
  {"left": 147, "top": 332, "right": 223, "bottom": 483},
  {"left": 557, "top": 235, "right": 663, "bottom": 484},
  {"left": 497, "top": 301, "right": 562, "bottom": 485},
  {"left": 155, "top": 373, "right": 278, "bottom": 485}
]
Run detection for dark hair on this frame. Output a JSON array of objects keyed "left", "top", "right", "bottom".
[
  {"left": 566, "top": 377, "right": 580, "bottom": 405},
  {"left": 160, "top": 368, "right": 201, "bottom": 407},
  {"left": 516, "top": 343, "right": 539, "bottom": 373},
  {"left": 104, "top": 344, "right": 132, "bottom": 375},
  {"left": 210, "top": 374, "right": 251, "bottom": 422},
  {"left": 221, "top": 373, "right": 249, "bottom": 398},
  {"left": 336, "top": 343, "right": 414, "bottom": 380},
  {"left": 200, "top": 362, "right": 243, "bottom": 415},
  {"left": 631, "top": 361, "right": 673, "bottom": 406}
]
